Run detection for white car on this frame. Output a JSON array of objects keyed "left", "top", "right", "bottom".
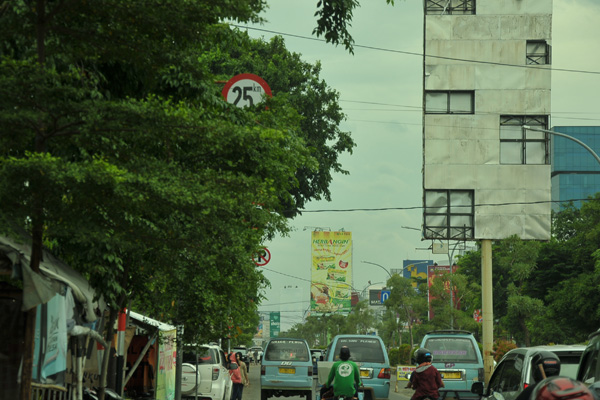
[{"left": 181, "top": 343, "right": 233, "bottom": 400}]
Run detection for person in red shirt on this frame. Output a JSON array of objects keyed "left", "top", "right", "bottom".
[
  {"left": 406, "top": 348, "right": 444, "bottom": 400},
  {"left": 229, "top": 352, "right": 244, "bottom": 400}
]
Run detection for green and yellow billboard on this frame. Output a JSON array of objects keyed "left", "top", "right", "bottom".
[{"left": 310, "top": 231, "right": 352, "bottom": 314}]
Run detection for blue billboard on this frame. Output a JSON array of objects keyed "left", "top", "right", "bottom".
[{"left": 402, "top": 259, "right": 433, "bottom": 288}]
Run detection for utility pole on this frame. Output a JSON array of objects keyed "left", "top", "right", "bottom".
[{"left": 481, "top": 240, "right": 494, "bottom": 383}]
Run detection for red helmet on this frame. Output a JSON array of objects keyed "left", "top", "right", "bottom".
[{"left": 532, "top": 376, "right": 594, "bottom": 400}]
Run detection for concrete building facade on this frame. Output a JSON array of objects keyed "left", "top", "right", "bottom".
[{"left": 423, "top": 1, "right": 553, "bottom": 241}]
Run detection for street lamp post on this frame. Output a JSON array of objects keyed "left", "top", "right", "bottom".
[
  {"left": 360, "top": 281, "right": 385, "bottom": 300},
  {"left": 361, "top": 261, "right": 393, "bottom": 279},
  {"left": 523, "top": 125, "right": 600, "bottom": 165}
]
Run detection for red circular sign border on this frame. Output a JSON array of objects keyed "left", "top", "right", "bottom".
[
  {"left": 253, "top": 247, "right": 271, "bottom": 266},
  {"left": 221, "top": 73, "right": 273, "bottom": 102}
]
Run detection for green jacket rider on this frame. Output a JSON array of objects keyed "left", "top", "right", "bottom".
[{"left": 326, "top": 346, "right": 362, "bottom": 398}]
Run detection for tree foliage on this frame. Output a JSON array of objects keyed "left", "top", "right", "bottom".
[
  {"left": 312, "top": 0, "right": 396, "bottom": 53},
  {"left": 282, "top": 300, "right": 378, "bottom": 347},
  {"left": 201, "top": 26, "right": 355, "bottom": 215},
  {"left": 0, "top": 0, "right": 357, "bottom": 349}
]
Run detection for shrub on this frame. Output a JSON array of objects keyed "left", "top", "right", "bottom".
[
  {"left": 388, "top": 344, "right": 413, "bottom": 366},
  {"left": 493, "top": 339, "right": 517, "bottom": 362}
]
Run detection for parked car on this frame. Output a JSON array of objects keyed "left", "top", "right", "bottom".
[
  {"left": 261, "top": 337, "right": 313, "bottom": 400},
  {"left": 181, "top": 343, "right": 233, "bottom": 400},
  {"left": 419, "top": 330, "right": 484, "bottom": 398},
  {"left": 324, "top": 334, "right": 391, "bottom": 400},
  {"left": 578, "top": 328, "right": 600, "bottom": 386},
  {"left": 471, "top": 345, "right": 585, "bottom": 400},
  {"left": 311, "top": 349, "right": 324, "bottom": 377}
]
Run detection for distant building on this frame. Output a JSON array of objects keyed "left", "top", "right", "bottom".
[{"left": 551, "top": 126, "right": 600, "bottom": 211}]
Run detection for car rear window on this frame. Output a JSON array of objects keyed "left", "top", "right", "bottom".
[
  {"left": 557, "top": 355, "right": 582, "bottom": 379},
  {"left": 334, "top": 338, "right": 385, "bottom": 363},
  {"left": 183, "top": 347, "right": 218, "bottom": 364},
  {"left": 265, "top": 339, "right": 309, "bottom": 362},
  {"left": 425, "top": 337, "right": 479, "bottom": 363}
]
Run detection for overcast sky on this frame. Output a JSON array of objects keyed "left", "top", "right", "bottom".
[{"left": 241, "top": 0, "right": 600, "bottom": 330}]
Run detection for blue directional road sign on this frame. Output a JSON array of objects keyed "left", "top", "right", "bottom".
[{"left": 381, "top": 290, "right": 391, "bottom": 303}]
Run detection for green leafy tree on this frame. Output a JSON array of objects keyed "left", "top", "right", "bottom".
[
  {"left": 428, "top": 271, "right": 479, "bottom": 333},
  {"left": 201, "top": 27, "right": 355, "bottom": 216},
  {"left": 312, "top": 0, "right": 396, "bottom": 53},
  {"left": 487, "top": 236, "right": 543, "bottom": 346},
  {"left": 384, "top": 274, "right": 427, "bottom": 349},
  {"left": 535, "top": 196, "right": 600, "bottom": 343},
  {"left": 344, "top": 299, "right": 378, "bottom": 334},
  {"left": 0, "top": 1, "right": 361, "bottom": 398}
]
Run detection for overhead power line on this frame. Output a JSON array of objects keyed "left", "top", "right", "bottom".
[
  {"left": 231, "top": 24, "right": 600, "bottom": 75},
  {"left": 293, "top": 198, "right": 595, "bottom": 214}
]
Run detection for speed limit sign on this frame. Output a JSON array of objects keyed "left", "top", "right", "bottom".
[{"left": 222, "top": 73, "right": 272, "bottom": 108}]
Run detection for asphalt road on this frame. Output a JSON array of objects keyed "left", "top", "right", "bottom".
[{"left": 244, "top": 362, "right": 413, "bottom": 400}]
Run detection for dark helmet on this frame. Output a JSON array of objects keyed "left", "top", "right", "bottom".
[
  {"left": 415, "top": 348, "right": 433, "bottom": 364},
  {"left": 340, "top": 346, "right": 351, "bottom": 361},
  {"left": 532, "top": 376, "right": 594, "bottom": 400},
  {"left": 531, "top": 351, "right": 561, "bottom": 382}
]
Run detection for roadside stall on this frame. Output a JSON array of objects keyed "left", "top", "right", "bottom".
[
  {"left": 0, "top": 233, "right": 106, "bottom": 400},
  {"left": 122, "top": 311, "right": 177, "bottom": 400}
]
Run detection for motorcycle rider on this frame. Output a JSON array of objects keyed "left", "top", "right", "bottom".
[
  {"left": 406, "top": 348, "right": 444, "bottom": 400},
  {"left": 514, "top": 351, "right": 561, "bottom": 400},
  {"left": 325, "top": 346, "right": 362, "bottom": 399}
]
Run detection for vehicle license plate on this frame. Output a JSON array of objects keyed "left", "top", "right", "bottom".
[
  {"left": 360, "top": 370, "right": 370, "bottom": 377},
  {"left": 279, "top": 367, "right": 295, "bottom": 374},
  {"left": 441, "top": 371, "right": 461, "bottom": 379}
]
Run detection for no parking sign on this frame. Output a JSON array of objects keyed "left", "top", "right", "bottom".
[{"left": 253, "top": 247, "right": 271, "bottom": 267}]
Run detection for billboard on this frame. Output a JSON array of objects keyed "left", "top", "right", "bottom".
[
  {"left": 310, "top": 231, "right": 353, "bottom": 314},
  {"left": 402, "top": 259, "right": 433, "bottom": 289},
  {"left": 269, "top": 312, "right": 280, "bottom": 338},
  {"left": 155, "top": 329, "right": 176, "bottom": 400},
  {"left": 369, "top": 289, "right": 383, "bottom": 306}
]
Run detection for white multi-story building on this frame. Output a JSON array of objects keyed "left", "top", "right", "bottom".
[{"left": 423, "top": 1, "right": 553, "bottom": 242}]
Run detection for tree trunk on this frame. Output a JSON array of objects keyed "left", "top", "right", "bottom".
[
  {"left": 98, "top": 308, "right": 119, "bottom": 400},
  {"left": 405, "top": 307, "right": 414, "bottom": 349},
  {"left": 520, "top": 317, "right": 531, "bottom": 346},
  {"left": 20, "top": 191, "right": 46, "bottom": 400}
]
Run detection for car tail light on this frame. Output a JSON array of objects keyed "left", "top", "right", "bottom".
[
  {"left": 478, "top": 368, "right": 485, "bottom": 383},
  {"left": 212, "top": 368, "right": 219, "bottom": 380},
  {"left": 524, "top": 383, "right": 529, "bottom": 389},
  {"left": 378, "top": 368, "right": 391, "bottom": 379},
  {"left": 261, "top": 365, "right": 266, "bottom": 376}
]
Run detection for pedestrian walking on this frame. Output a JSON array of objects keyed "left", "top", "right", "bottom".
[{"left": 230, "top": 352, "right": 249, "bottom": 400}]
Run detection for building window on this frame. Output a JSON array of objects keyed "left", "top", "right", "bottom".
[
  {"left": 526, "top": 40, "right": 550, "bottom": 65},
  {"left": 500, "top": 116, "right": 549, "bottom": 165},
  {"left": 425, "top": 0, "right": 475, "bottom": 15},
  {"left": 425, "top": 91, "right": 474, "bottom": 114},
  {"left": 424, "top": 190, "right": 474, "bottom": 240}
]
